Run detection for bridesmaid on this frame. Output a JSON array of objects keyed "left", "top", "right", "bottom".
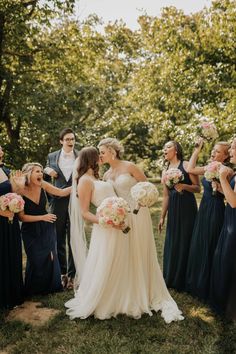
[
  {"left": 158, "top": 141, "right": 200, "bottom": 291},
  {"left": 209, "top": 138, "right": 236, "bottom": 321},
  {"left": 18, "top": 162, "right": 71, "bottom": 297},
  {"left": 0, "top": 145, "right": 24, "bottom": 309},
  {"left": 185, "top": 139, "right": 230, "bottom": 301}
]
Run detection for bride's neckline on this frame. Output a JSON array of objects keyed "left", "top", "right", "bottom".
[{"left": 108, "top": 172, "right": 133, "bottom": 182}]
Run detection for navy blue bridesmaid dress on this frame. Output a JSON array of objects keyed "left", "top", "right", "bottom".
[
  {"left": 185, "top": 177, "right": 225, "bottom": 301},
  {"left": 21, "top": 189, "right": 62, "bottom": 296},
  {"left": 209, "top": 176, "right": 236, "bottom": 320},
  {"left": 0, "top": 179, "right": 24, "bottom": 309},
  {"left": 163, "top": 161, "right": 198, "bottom": 291}
]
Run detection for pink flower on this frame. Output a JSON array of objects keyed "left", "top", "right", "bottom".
[{"left": 0, "top": 193, "right": 25, "bottom": 222}]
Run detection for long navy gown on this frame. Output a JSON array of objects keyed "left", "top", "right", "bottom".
[
  {"left": 185, "top": 177, "right": 225, "bottom": 301},
  {"left": 209, "top": 176, "right": 236, "bottom": 320},
  {"left": 0, "top": 178, "right": 24, "bottom": 309},
  {"left": 21, "top": 189, "right": 62, "bottom": 296},
  {"left": 163, "top": 161, "right": 198, "bottom": 291}
]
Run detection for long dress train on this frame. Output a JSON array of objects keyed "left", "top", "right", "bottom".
[
  {"left": 65, "top": 179, "right": 183, "bottom": 323},
  {"left": 110, "top": 174, "right": 184, "bottom": 322}
]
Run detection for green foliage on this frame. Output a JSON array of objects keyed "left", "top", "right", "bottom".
[{"left": 0, "top": 0, "right": 235, "bottom": 173}]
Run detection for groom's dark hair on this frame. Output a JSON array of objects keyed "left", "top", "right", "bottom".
[{"left": 59, "top": 128, "right": 75, "bottom": 141}]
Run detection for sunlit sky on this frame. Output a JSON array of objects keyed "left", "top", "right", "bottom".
[{"left": 75, "top": 0, "right": 211, "bottom": 29}]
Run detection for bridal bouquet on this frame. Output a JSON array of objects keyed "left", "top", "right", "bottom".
[
  {"left": 204, "top": 161, "right": 222, "bottom": 195},
  {"left": 97, "top": 197, "right": 130, "bottom": 234},
  {"left": 197, "top": 117, "right": 218, "bottom": 141},
  {"left": 0, "top": 192, "right": 25, "bottom": 222},
  {"left": 162, "top": 168, "right": 184, "bottom": 191},
  {"left": 131, "top": 182, "right": 159, "bottom": 214}
]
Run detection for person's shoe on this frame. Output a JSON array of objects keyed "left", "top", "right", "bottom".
[
  {"left": 61, "top": 274, "right": 68, "bottom": 289},
  {"left": 66, "top": 277, "right": 74, "bottom": 290}
]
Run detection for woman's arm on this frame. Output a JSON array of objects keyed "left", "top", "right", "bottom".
[
  {"left": 186, "top": 138, "right": 205, "bottom": 175},
  {"left": 10, "top": 170, "right": 26, "bottom": 193},
  {"left": 77, "top": 177, "right": 99, "bottom": 224},
  {"left": 127, "top": 162, "right": 147, "bottom": 182},
  {"left": 158, "top": 179, "right": 170, "bottom": 232},
  {"left": 42, "top": 180, "right": 71, "bottom": 197},
  {"left": 219, "top": 166, "right": 236, "bottom": 208},
  {"left": 18, "top": 210, "right": 57, "bottom": 223}
]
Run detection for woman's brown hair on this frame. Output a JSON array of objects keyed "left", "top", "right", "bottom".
[{"left": 76, "top": 147, "right": 99, "bottom": 183}]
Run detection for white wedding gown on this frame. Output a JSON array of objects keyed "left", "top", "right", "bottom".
[{"left": 65, "top": 177, "right": 184, "bottom": 323}]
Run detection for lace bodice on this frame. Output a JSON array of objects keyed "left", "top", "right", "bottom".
[
  {"left": 91, "top": 180, "right": 117, "bottom": 207},
  {"left": 109, "top": 173, "right": 137, "bottom": 207}
]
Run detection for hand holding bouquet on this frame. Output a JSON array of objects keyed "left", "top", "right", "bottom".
[
  {"left": 162, "top": 168, "right": 184, "bottom": 192},
  {"left": 196, "top": 117, "right": 218, "bottom": 142},
  {"left": 0, "top": 192, "right": 25, "bottom": 222},
  {"left": 97, "top": 197, "right": 130, "bottom": 234},
  {"left": 131, "top": 181, "right": 159, "bottom": 214},
  {"left": 204, "top": 161, "right": 222, "bottom": 195}
]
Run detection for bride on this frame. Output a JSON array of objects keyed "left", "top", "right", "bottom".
[
  {"left": 98, "top": 138, "right": 184, "bottom": 323},
  {"left": 65, "top": 145, "right": 183, "bottom": 323}
]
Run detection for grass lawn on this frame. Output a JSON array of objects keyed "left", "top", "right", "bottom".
[{"left": 0, "top": 189, "right": 235, "bottom": 354}]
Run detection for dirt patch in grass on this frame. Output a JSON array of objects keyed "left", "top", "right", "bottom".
[{"left": 6, "top": 301, "right": 60, "bottom": 327}]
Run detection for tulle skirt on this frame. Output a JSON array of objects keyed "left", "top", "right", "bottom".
[{"left": 65, "top": 208, "right": 184, "bottom": 323}]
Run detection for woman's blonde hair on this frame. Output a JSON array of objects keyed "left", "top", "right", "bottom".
[
  {"left": 214, "top": 141, "right": 230, "bottom": 164},
  {"left": 98, "top": 138, "right": 124, "bottom": 159},
  {"left": 22, "top": 162, "right": 43, "bottom": 185}
]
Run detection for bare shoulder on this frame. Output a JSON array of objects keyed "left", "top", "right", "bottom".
[
  {"left": 122, "top": 160, "right": 136, "bottom": 171},
  {"left": 79, "top": 175, "right": 94, "bottom": 187}
]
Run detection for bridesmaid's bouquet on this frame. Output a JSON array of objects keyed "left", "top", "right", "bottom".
[
  {"left": 131, "top": 182, "right": 159, "bottom": 214},
  {"left": 196, "top": 117, "right": 218, "bottom": 141},
  {"left": 0, "top": 192, "right": 25, "bottom": 222},
  {"left": 97, "top": 197, "right": 130, "bottom": 234},
  {"left": 162, "top": 168, "right": 184, "bottom": 191},
  {"left": 204, "top": 161, "right": 222, "bottom": 195}
]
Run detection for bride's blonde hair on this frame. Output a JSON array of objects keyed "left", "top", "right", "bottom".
[{"left": 98, "top": 138, "right": 124, "bottom": 159}]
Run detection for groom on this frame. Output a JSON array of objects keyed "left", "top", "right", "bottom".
[{"left": 44, "top": 128, "right": 79, "bottom": 290}]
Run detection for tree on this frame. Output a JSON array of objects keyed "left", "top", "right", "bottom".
[{"left": 0, "top": 0, "right": 75, "bottom": 166}]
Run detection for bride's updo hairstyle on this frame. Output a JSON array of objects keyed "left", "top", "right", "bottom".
[
  {"left": 98, "top": 138, "right": 124, "bottom": 160},
  {"left": 76, "top": 147, "right": 99, "bottom": 182}
]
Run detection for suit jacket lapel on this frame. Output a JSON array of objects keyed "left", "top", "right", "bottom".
[{"left": 56, "top": 150, "right": 67, "bottom": 183}]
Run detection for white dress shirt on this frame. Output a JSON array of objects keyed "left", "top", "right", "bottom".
[{"left": 58, "top": 149, "right": 75, "bottom": 182}]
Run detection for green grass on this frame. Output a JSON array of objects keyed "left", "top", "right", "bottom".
[{"left": 0, "top": 190, "right": 236, "bottom": 354}]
